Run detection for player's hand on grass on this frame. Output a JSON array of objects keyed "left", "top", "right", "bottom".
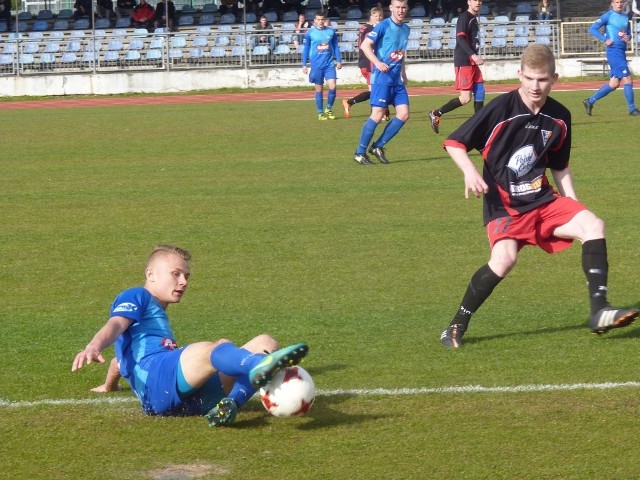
[{"left": 71, "top": 345, "right": 105, "bottom": 372}]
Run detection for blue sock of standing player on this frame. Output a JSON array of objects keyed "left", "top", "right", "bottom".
[
  {"left": 588, "top": 84, "right": 614, "bottom": 105},
  {"left": 372, "top": 118, "right": 405, "bottom": 149},
  {"left": 209, "top": 342, "right": 263, "bottom": 376},
  {"left": 327, "top": 88, "right": 336, "bottom": 110},
  {"left": 315, "top": 91, "right": 324, "bottom": 113},
  {"left": 356, "top": 118, "right": 378, "bottom": 154},
  {"left": 623, "top": 83, "right": 636, "bottom": 112}
]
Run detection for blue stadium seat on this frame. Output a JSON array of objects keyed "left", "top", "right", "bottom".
[
  {"left": 104, "top": 50, "right": 120, "bottom": 61},
  {"left": 192, "top": 36, "right": 208, "bottom": 47},
  {"left": 219, "top": 12, "right": 236, "bottom": 24},
  {"left": 263, "top": 10, "right": 277, "bottom": 22},
  {"left": 37, "top": 9, "right": 54, "bottom": 20},
  {"left": 73, "top": 18, "right": 91, "bottom": 29},
  {"left": 95, "top": 18, "right": 111, "bottom": 29},
  {"left": 282, "top": 11, "right": 297, "bottom": 22},
  {"left": 57, "top": 9, "right": 74, "bottom": 19},
  {"left": 23, "top": 42, "right": 40, "bottom": 54},
  {"left": 178, "top": 15, "right": 195, "bottom": 26},
  {"left": 44, "top": 42, "right": 61, "bottom": 53},
  {"left": 188, "top": 48, "right": 204, "bottom": 59},
  {"left": 145, "top": 49, "right": 163, "bottom": 61},
  {"left": 346, "top": 8, "right": 362, "bottom": 19},
  {"left": 169, "top": 48, "right": 184, "bottom": 60},
  {"left": 115, "top": 17, "right": 131, "bottom": 28},
  {"left": 53, "top": 20, "right": 69, "bottom": 30},
  {"left": 210, "top": 46, "right": 226, "bottom": 58},
  {"left": 32, "top": 20, "right": 50, "bottom": 32},
  {"left": 202, "top": 3, "right": 218, "bottom": 13},
  {"left": 243, "top": 12, "right": 257, "bottom": 23},
  {"left": 199, "top": 14, "right": 215, "bottom": 25},
  {"left": 61, "top": 52, "right": 78, "bottom": 63},
  {"left": 124, "top": 50, "right": 141, "bottom": 61},
  {"left": 66, "top": 40, "right": 83, "bottom": 52}
]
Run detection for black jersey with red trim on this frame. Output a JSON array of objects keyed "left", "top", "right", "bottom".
[
  {"left": 357, "top": 23, "right": 374, "bottom": 69},
  {"left": 443, "top": 89, "right": 571, "bottom": 225},
  {"left": 453, "top": 10, "right": 481, "bottom": 67}
]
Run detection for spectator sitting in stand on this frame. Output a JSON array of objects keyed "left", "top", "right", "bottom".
[
  {"left": 97, "top": 0, "right": 116, "bottom": 20},
  {"left": 430, "top": 0, "right": 453, "bottom": 21},
  {"left": 537, "top": 0, "right": 553, "bottom": 20},
  {"left": 131, "top": 0, "right": 155, "bottom": 29},
  {"left": 0, "top": 0, "right": 12, "bottom": 25},
  {"left": 74, "top": 0, "right": 93, "bottom": 19},
  {"left": 451, "top": 0, "right": 468, "bottom": 18},
  {"left": 254, "top": 15, "right": 276, "bottom": 51},
  {"left": 116, "top": 0, "right": 136, "bottom": 19},
  {"left": 154, "top": 0, "right": 176, "bottom": 31},
  {"left": 293, "top": 12, "right": 312, "bottom": 48}
]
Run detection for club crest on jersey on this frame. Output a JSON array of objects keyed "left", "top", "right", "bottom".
[
  {"left": 113, "top": 302, "right": 138, "bottom": 313},
  {"left": 540, "top": 129, "right": 553, "bottom": 146},
  {"left": 507, "top": 145, "right": 536, "bottom": 178},
  {"left": 161, "top": 338, "right": 178, "bottom": 350},
  {"left": 389, "top": 50, "right": 404, "bottom": 62}
]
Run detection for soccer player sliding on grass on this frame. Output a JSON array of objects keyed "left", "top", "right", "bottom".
[
  {"left": 72, "top": 244, "right": 308, "bottom": 426},
  {"left": 439, "top": 44, "right": 639, "bottom": 349}
]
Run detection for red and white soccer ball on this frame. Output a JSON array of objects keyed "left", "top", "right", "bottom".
[{"left": 259, "top": 366, "right": 315, "bottom": 417}]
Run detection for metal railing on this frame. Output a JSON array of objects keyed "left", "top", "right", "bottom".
[{"left": 1, "top": 18, "right": 638, "bottom": 77}]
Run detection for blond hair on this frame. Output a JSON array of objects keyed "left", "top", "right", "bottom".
[
  {"left": 147, "top": 244, "right": 192, "bottom": 266},
  {"left": 520, "top": 44, "right": 556, "bottom": 74}
]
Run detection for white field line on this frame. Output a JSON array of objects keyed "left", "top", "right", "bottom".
[{"left": 2, "top": 381, "right": 640, "bottom": 409}]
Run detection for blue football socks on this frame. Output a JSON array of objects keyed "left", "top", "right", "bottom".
[
  {"left": 209, "top": 343, "right": 263, "bottom": 376},
  {"left": 623, "top": 83, "right": 636, "bottom": 112},
  {"left": 315, "top": 91, "right": 324, "bottom": 113},
  {"left": 373, "top": 118, "right": 405, "bottom": 149},
  {"left": 356, "top": 118, "right": 378, "bottom": 154}
]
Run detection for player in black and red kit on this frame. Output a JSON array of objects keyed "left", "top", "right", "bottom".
[
  {"left": 439, "top": 44, "right": 639, "bottom": 349},
  {"left": 342, "top": 7, "right": 387, "bottom": 120},
  {"left": 429, "top": 0, "right": 485, "bottom": 134}
]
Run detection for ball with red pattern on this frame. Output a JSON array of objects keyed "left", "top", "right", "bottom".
[{"left": 259, "top": 366, "right": 315, "bottom": 417}]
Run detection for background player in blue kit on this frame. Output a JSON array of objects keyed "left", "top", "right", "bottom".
[
  {"left": 302, "top": 12, "right": 342, "bottom": 121},
  {"left": 438, "top": 45, "right": 638, "bottom": 349},
  {"left": 353, "top": 0, "right": 410, "bottom": 165},
  {"left": 72, "top": 244, "right": 308, "bottom": 426},
  {"left": 583, "top": 0, "right": 640, "bottom": 116}
]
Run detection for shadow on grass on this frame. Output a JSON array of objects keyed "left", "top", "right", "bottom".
[{"left": 462, "top": 322, "right": 585, "bottom": 347}]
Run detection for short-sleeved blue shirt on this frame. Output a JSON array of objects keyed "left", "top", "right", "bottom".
[{"left": 367, "top": 17, "right": 410, "bottom": 86}]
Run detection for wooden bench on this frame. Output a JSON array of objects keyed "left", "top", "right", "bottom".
[{"left": 579, "top": 58, "right": 608, "bottom": 76}]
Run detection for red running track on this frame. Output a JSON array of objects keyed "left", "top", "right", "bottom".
[{"left": 0, "top": 80, "right": 604, "bottom": 110}]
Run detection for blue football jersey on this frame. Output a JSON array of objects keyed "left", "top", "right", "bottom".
[
  {"left": 111, "top": 286, "right": 178, "bottom": 399},
  {"left": 589, "top": 9, "right": 631, "bottom": 50},
  {"left": 367, "top": 17, "right": 410, "bottom": 86},
  {"left": 302, "top": 25, "right": 341, "bottom": 70}
]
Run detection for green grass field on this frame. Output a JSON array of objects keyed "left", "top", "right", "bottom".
[{"left": 1, "top": 88, "right": 639, "bottom": 479}]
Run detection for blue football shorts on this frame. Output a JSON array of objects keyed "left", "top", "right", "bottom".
[
  {"left": 370, "top": 83, "right": 409, "bottom": 109},
  {"left": 142, "top": 348, "right": 226, "bottom": 416},
  {"left": 309, "top": 64, "right": 337, "bottom": 85},
  {"left": 606, "top": 47, "right": 631, "bottom": 79}
]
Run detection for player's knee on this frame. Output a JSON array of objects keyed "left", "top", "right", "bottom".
[
  {"left": 246, "top": 333, "right": 279, "bottom": 353},
  {"left": 459, "top": 94, "right": 472, "bottom": 105}
]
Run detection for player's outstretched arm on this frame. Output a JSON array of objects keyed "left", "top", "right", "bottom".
[
  {"left": 71, "top": 316, "right": 131, "bottom": 372},
  {"left": 445, "top": 145, "right": 488, "bottom": 198}
]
